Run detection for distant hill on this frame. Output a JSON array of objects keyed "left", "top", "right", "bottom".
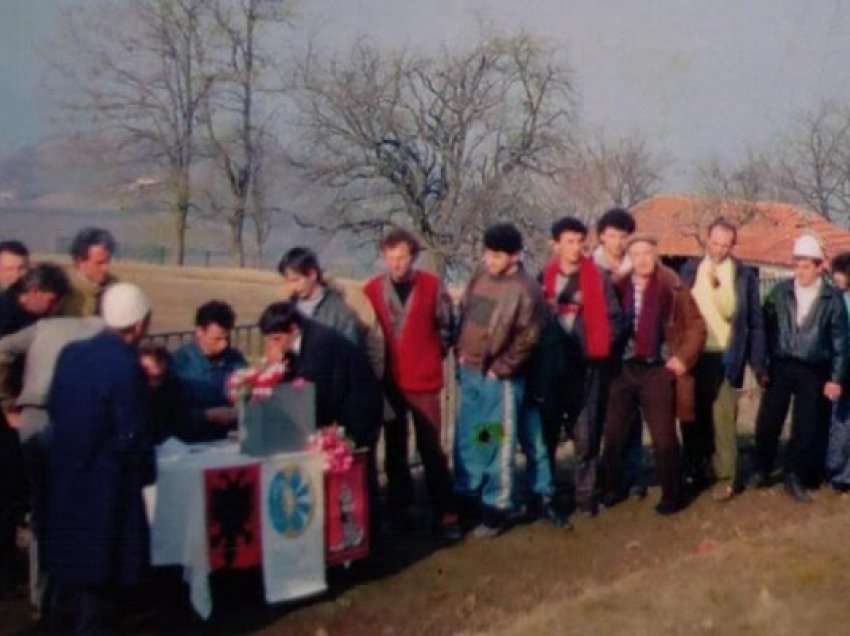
[
  {"left": 0, "top": 131, "right": 165, "bottom": 211},
  {"left": 0, "top": 131, "right": 378, "bottom": 273}
]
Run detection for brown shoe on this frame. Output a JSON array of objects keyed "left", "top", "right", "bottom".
[{"left": 712, "top": 483, "right": 734, "bottom": 502}]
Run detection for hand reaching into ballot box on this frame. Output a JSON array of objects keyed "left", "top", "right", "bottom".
[{"left": 227, "top": 362, "right": 288, "bottom": 402}]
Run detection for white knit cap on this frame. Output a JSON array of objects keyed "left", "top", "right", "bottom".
[
  {"left": 792, "top": 234, "right": 825, "bottom": 261},
  {"left": 101, "top": 282, "right": 151, "bottom": 329}
]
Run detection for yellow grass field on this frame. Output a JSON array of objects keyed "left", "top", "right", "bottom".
[
  {"left": 111, "top": 260, "right": 284, "bottom": 332},
  {"left": 35, "top": 255, "right": 374, "bottom": 333}
]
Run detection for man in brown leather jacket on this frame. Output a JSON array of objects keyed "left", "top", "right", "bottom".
[{"left": 454, "top": 223, "right": 543, "bottom": 537}]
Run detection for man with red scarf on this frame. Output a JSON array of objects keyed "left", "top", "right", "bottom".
[
  {"left": 534, "top": 217, "right": 623, "bottom": 517},
  {"left": 602, "top": 234, "right": 706, "bottom": 514}
]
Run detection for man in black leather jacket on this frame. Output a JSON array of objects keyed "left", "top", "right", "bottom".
[{"left": 752, "top": 234, "right": 848, "bottom": 502}]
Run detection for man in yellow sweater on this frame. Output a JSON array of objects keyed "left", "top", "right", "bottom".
[{"left": 679, "top": 218, "right": 767, "bottom": 501}]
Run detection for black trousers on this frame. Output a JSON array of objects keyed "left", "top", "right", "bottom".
[
  {"left": 0, "top": 422, "right": 26, "bottom": 593},
  {"left": 383, "top": 384, "right": 455, "bottom": 520},
  {"left": 680, "top": 352, "right": 725, "bottom": 478},
  {"left": 542, "top": 360, "right": 605, "bottom": 507},
  {"left": 754, "top": 359, "right": 831, "bottom": 483},
  {"left": 49, "top": 584, "right": 118, "bottom": 635}
]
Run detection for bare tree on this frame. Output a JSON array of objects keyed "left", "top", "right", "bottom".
[
  {"left": 532, "top": 130, "right": 666, "bottom": 233},
  {"left": 670, "top": 151, "right": 778, "bottom": 248},
  {"left": 696, "top": 151, "right": 775, "bottom": 206},
  {"left": 247, "top": 137, "right": 291, "bottom": 265},
  {"left": 775, "top": 101, "right": 850, "bottom": 223},
  {"left": 200, "top": 0, "right": 295, "bottom": 266},
  {"left": 583, "top": 131, "right": 666, "bottom": 209},
  {"left": 291, "top": 31, "right": 577, "bottom": 274},
  {"left": 248, "top": 159, "right": 274, "bottom": 265},
  {"left": 51, "top": 0, "right": 214, "bottom": 264}
]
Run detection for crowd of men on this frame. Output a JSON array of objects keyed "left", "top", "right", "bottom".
[{"left": 1, "top": 208, "right": 849, "bottom": 632}]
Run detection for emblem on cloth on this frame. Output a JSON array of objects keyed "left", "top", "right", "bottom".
[
  {"left": 268, "top": 466, "right": 315, "bottom": 537},
  {"left": 205, "top": 464, "right": 262, "bottom": 570},
  {"left": 330, "top": 485, "right": 365, "bottom": 552},
  {"left": 473, "top": 421, "right": 503, "bottom": 447}
]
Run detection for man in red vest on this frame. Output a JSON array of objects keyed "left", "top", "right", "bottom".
[{"left": 364, "top": 229, "right": 461, "bottom": 541}]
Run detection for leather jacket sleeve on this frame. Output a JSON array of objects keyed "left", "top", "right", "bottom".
[{"left": 829, "top": 293, "right": 849, "bottom": 383}]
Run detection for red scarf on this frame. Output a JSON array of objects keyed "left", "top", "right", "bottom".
[
  {"left": 618, "top": 269, "right": 672, "bottom": 359},
  {"left": 542, "top": 256, "right": 611, "bottom": 359}
]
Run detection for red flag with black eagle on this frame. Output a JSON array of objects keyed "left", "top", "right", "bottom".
[{"left": 204, "top": 463, "right": 262, "bottom": 570}]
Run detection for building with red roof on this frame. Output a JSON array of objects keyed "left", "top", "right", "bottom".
[{"left": 630, "top": 194, "right": 850, "bottom": 271}]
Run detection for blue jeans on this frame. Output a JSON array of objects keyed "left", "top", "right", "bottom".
[
  {"left": 517, "top": 401, "right": 555, "bottom": 500},
  {"left": 454, "top": 367, "right": 524, "bottom": 512},
  {"left": 827, "top": 397, "right": 850, "bottom": 486}
]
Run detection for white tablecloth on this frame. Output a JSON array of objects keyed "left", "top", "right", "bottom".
[{"left": 145, "top": 440, "right": 326, "bottom": 619}]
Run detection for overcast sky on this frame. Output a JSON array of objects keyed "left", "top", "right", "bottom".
[{"left": 4, "top": 0, "right": 850, "bottom": 188}]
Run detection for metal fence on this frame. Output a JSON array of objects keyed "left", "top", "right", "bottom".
[{"left": 147, "top": 324, "right": 263, "bottom": 358}]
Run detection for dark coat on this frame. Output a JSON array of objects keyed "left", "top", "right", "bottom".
[
  {"left": 45, "top": 331, "right": 155, "bottom": 587},
  {"left": 0, "top": 290, "right": 34, "bottom": 401},
  {"left": 148, "top": 369, "right": 187, "bottom": 444},
  {"left": 526, "top": 268, "right": 625, "bottom": 404},
  {"left": 761, "top": 278, "right": 848, "bottom": 383},
  {"left": 680, "top": 258, "right": 767, "bottom": 388},
  {"left": 0, "top": 289, "right": 35, "bottom": 338},
  {"left": 289, "top": 318, "right": 382, "bottom": 449},
  {"left": 0, "top": 419, "right": 27, "bottom": 532},
  {"left": 311, "top": 285, "right": 366, "bottom": 348},
  {"left": 0, "top": 291, "right": 32, "bottom": 536}
]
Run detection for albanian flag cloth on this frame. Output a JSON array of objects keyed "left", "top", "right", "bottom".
[
  {"left": 261, "top": 451, "right": 326, "bottom": 604},
  {"left": 204, "top": 463, "right": 262, "bottom": 571},
  {"left": 325, "top": 451, "right": 370, "bottom": 566}
]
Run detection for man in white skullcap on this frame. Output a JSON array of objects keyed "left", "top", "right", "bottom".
[
  {"left": 44, "top": 283, "right": 155, "bottom": 633},
  {"left": 0, "top": 304, "right": 106, "bottom": 613},
  {"left": 751, "top": 234, "right": 848, "bottom": 502}
]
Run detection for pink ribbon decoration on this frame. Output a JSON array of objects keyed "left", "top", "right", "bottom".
[{"left": 306, "top": 425, "right": 355, "bottom": 475}]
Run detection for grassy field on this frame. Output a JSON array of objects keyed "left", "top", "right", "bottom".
[
  {"left": 490, "top": 494, "right": 850, "bottom": 636},
  {"left": 112, "top": 260, "right": 284, "bottom": 332},
  {"left": 2, "top": 257, "right": 819, "bottom": 636},
  {"left": 34, "top": 255, "right": 374, "bottom": 334}
]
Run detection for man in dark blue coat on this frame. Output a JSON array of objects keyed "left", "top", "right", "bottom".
[
  {"left": 679, "top": 218, "right": 766, "bottom": 500},
  {"left": 45, "top": 282, "right": 154, "bottom": 634}
]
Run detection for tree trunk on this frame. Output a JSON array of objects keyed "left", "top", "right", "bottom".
[
  {"left": 173, "top": 175, "right": 191, "bottom": 266},
  {"left": 229, "top": 206, "right": 246, "bottom": 267}
]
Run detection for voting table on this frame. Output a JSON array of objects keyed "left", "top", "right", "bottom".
[{"left": 146, "top": 383, "right": 369, "bottom": 619}]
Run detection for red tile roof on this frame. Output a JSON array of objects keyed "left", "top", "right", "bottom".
[{"left": 630, "top": 194, "right": 850, "bottom": 268}]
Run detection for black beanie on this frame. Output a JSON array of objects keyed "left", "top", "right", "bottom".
[{"left": 483, "top": 223, "right": 523, "bottom": 254}]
